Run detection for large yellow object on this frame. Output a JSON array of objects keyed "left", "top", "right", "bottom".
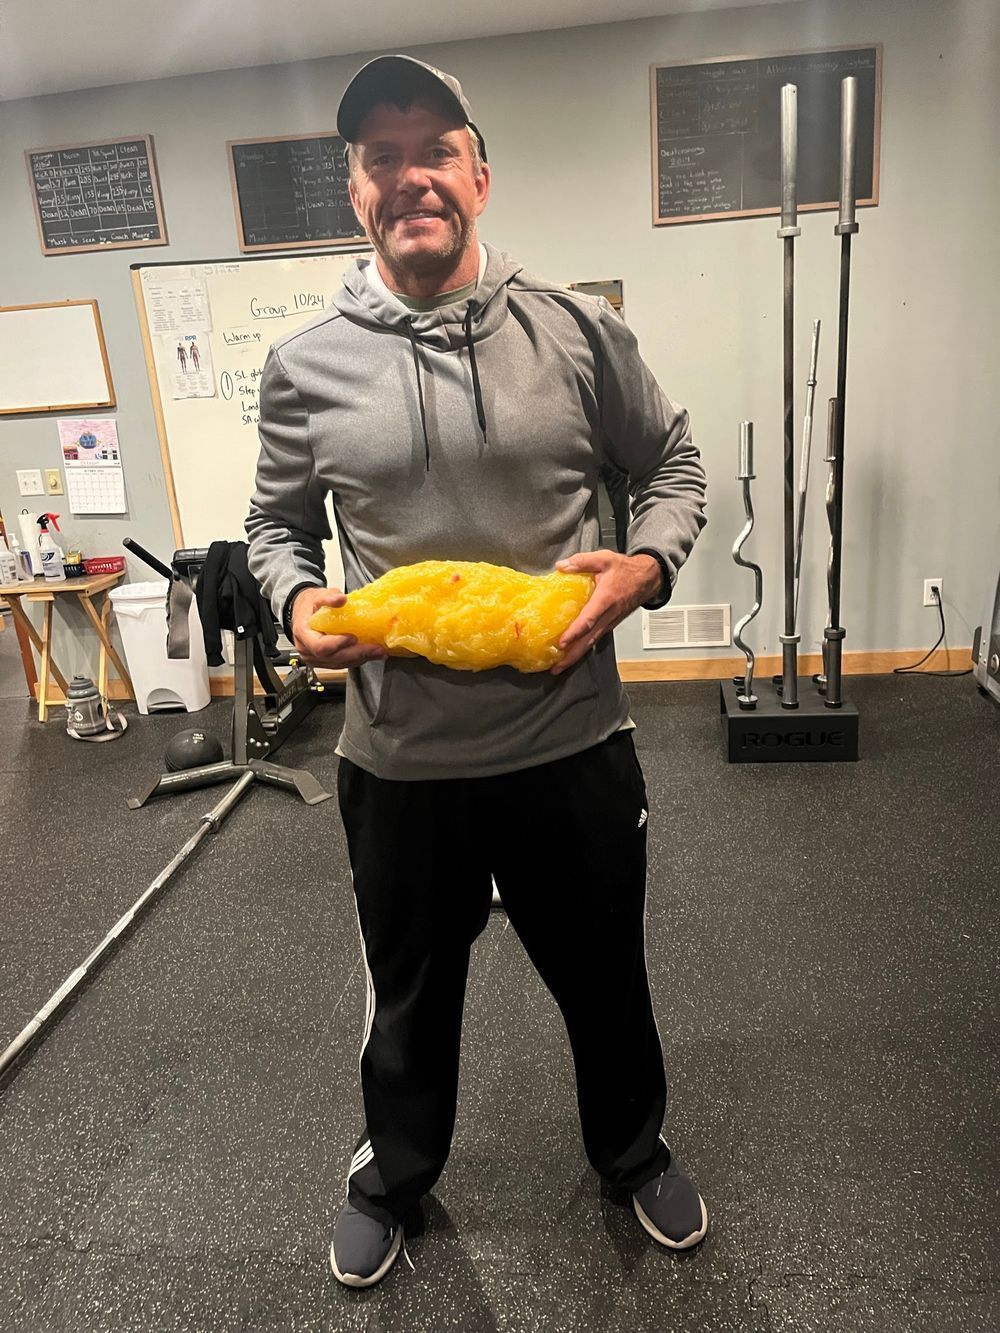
[{"left": 309, "top": 560, "right": 595, "bottom": 673}]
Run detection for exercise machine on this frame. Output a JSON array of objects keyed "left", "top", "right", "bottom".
[
  {"left": 973, "top": 570, "right": 1000, "bottom": 706},
  {"left": 123, "top": 539, "right": 334, "bottom": 807}
]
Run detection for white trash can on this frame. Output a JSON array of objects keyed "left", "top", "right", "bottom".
[{"left": 109, "top": 580, "right": 211, "bottom": 715}]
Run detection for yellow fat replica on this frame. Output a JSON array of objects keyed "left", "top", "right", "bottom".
[{"left": 308, "top": 560, "right": 595, "bottom": 674}]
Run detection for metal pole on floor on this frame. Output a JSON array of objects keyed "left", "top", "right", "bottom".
[
  {"left": 824, "top": 75, "right": 860, "bottom": 710},
  {"left": 778, "top": 83, "right": 801, "bottom": 708},
  {"left": 0, "top": 770, "right": 255, "bottom": 1082},
  {"left": 817, "top": 396, "right": 839, "bottom": 692},
  {"left": 794, "top": 318, "right": 822, "bottom": 626}
]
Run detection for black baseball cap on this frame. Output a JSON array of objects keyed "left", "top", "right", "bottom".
[{"left": 337, "top": 55, "right": 487, "bottom": 162}]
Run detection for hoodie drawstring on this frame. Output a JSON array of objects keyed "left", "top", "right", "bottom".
[
  {"left": 404, "top": 317, "right": 431, "bottom": 471},
  {"left": 463, "top": 302, "right": 488, "bottom": 444},
  {"left": 404, "top": 304, "right": 488, "bottom": 470}
]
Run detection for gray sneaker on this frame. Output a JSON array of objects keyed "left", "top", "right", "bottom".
[
  {"left": 632, "top": 1157, "right": 708, "bottom": 1249},
  {"left": 330, "top": 1201, "right": 403, "bottom": 1288}
]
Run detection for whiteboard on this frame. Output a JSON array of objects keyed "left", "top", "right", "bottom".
[
  {"left": 132, "top": 250, "right": 370, "bottom": 586},
  {"left": 0, "top": 300, "right": 115, "bottom": 414}
]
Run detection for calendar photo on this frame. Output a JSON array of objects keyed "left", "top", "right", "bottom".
[{"left": 57, "top": 416, "right": 127, "bottom": 514}]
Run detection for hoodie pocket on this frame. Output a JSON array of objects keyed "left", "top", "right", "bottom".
[
  {"left": 370, "top": 657, "right": 395, "bottom": 726},
  {"left": 361, "top": 648, "right": 612, "bottom": 774}
]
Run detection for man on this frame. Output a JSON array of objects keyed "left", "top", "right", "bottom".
[{"left": 246, "top": 54, "right": 708, "bottom": 1289}]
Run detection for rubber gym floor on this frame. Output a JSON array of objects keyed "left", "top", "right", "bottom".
[{"left": 0, "top": 633, "right": 997, "bottom": 1331}]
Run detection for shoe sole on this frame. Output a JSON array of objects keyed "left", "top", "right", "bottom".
[
  {"left": 330, "top": 1226, "right": 403, "bottom": 1288},
  {"left": 633, "top": 1193, "right": 708, "bottom": 1250}
]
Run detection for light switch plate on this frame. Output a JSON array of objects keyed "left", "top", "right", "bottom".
[
  {"left": 44, "top": 469, "right": 64, "bottom": 495},
  {"left": 17, "top": 469, "right": 44, "bottom": 496}
]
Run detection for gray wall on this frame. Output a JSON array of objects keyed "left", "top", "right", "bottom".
[{"left": 1, "top": 0, "right": 997, "bottom": 680}]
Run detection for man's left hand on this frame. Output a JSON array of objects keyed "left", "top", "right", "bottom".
[{"left": 551, "top": 550, "right": 663, "bottom": 676}]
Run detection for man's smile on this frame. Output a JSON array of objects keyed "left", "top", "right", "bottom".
[{"left": 393, "top": 209, "right": 446, "bottom": 224}]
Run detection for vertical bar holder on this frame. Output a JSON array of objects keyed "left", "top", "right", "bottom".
[
  {"left": 721, "top": 78, "right": 860, "bottom": 763},
  {"left": 720, "top": 411, "right": 857, "bottom": 763}
]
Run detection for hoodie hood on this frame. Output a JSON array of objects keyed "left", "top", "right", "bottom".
[{"left": 333, "top": 243, "right": 523, "bottom": 351}]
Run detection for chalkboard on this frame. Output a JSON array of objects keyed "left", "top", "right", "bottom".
[
  {"left": 651, "top": 45, "right": 881, "bottom": 225},
  {"left": 227, "top": 134, "right": 367, "bottom": 252},
  {"left": 25, "top": 137, "right": 167, "bottom": 255}
]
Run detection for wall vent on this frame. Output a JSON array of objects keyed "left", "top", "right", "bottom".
[{"left": 642, "top": 603, "right": 731, "bottom": 650}]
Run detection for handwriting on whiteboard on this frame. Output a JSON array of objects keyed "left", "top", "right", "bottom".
[
  {"left": 219, "top": 366, "right": 262, "bottom": 428},
  {"left": 248, "top": 293, "right": 326, "bottom": 320}
]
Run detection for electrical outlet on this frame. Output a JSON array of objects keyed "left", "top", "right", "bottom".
[
  {"left": 44, "top": 469, "right": 64, "bottom": 495},
  {"left": 16, "top": 469, "right": 44, "bottom": 496},
  {"left": 923, "top": 578, "right": 943, "bottom": 607}
]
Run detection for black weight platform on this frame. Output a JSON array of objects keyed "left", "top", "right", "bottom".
[{"left": 0, "top": 673, "right": 997, "bottom": 1332}]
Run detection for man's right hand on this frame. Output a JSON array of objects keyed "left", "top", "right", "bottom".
[{"left": 289, "top": 587, "right": 388, "bottom": 669}]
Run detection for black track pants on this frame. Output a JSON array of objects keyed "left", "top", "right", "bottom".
[{"left": 337, "top": 730, "right": 671, "bottom": 1226}]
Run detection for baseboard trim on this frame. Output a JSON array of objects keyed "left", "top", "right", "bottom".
[
  {"left": 617, "top": 646, "right": 972, "bottom": 682},
  {"left": 198, "top": 647, "right": 972, "bottom": 697}
]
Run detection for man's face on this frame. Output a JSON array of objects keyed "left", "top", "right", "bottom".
[{"left": 348, "top": 101, "right": 490, "bottom": 281}]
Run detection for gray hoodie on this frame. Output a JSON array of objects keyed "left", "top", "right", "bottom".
[{"left": 246, "top": 243, "right": 706, "bottom": 780}]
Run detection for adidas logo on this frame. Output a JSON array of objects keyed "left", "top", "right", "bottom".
[{"left": 637, "top": 809, "right": 648, "bottom": 829}]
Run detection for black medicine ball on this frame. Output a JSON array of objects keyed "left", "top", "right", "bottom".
[{"left": 164, "top": 728, "right": 225, "bottom": 772}]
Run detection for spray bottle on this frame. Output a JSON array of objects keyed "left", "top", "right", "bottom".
[{"left": 37, "top": 513, "right": 65, "bottom": 583}]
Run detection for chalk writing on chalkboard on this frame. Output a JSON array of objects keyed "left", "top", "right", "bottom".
[
  {"left": 651, "top": 46, "right": 881, "bottom": 225},
  {"left": 25, "top": 137, "right": 167, "bottom": 255},
  {"left": 228, "top": 135, "right": 366, "bottom": 252}
]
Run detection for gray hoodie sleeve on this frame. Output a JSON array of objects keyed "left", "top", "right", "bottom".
[
  {"left": 245, "top": 346, "right": 332, "bottom": 624},
  {"left": 596, "top": 299, "right": 707, "bottom": 601}
]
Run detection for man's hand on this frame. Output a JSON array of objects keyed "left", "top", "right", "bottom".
[
  {"left": 289, "top": 586, "right": 388, "bottom": 669},
  {"left": 550, "top": 551, "right": 663, "bottom": 676}
]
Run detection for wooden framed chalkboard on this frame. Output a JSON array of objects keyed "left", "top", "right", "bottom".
[
  {"left": 651, "top": 45, "right": 881, "bottom": 226},
  {"left": 25, "top": 136, "right": 167, "bottom": 255},
  {"left": 227, "top": 134, "right": 367, "bottom": 252}
]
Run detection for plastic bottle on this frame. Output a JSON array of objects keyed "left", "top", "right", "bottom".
[
  {"left": 18, "top": 509, "right": 42, "bottom": 574},
  {"left": 0, "top": 533, "right": 18, "bottom": 585},
  {"left": 9, "top": 535, "right": 34, "bottom": 581},
  {"left": 37, "top": 512, "right": 65, "bottom": 583}
]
